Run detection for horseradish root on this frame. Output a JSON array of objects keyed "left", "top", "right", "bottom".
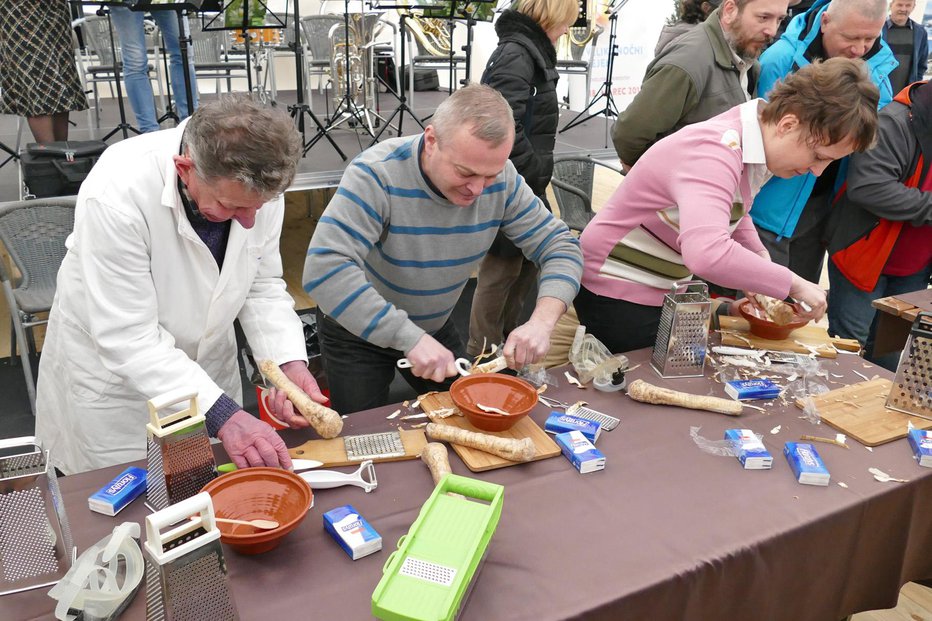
[
  {"left": 752, "top": 294, "right": 795, "bottom": 326},
  {"left": 627, "top": 379, "right": 743, "bottom": 416},
  {"left": 258, "top": 360, "right": 343, "bottom": 438},
  {"left": 420, "top": 442, "right": 452, "bottom": 485},
  {"left": 425, "top": 423, "right": 536, "bottom": 462}
]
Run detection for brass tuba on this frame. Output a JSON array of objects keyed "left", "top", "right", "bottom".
[
  {"left": 407, "top": 15, "right": 451, "bottom": 57},
  {"left": 328, "top": 15, "right": 377, "bottom": 112}
]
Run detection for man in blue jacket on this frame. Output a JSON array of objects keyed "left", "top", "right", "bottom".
[
  {"left": 882, "top": 0, "right": 928, "bottom": 94},
  {"left": 750, "top": 0, "right": 895, "bottom": 284}
]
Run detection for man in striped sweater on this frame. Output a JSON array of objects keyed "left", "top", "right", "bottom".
[{"left": 303, "top": 85, "right": 583, "bottom": 414}]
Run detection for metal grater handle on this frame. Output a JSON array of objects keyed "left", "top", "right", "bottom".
[
  {"left": 911, "top": 312, "right": 932, "bottom": 338},
  {"left": 146, "top": 389, "right": 202, "bottom": 436},
  {"left": 0, "top": 435, "right": 41, "bottom": 453},
  {"left": 668, "top": 280, "right": 709, "bottom": 296},
  {"left": 144, "top": 492, "right": 218, "bottom": 566}
]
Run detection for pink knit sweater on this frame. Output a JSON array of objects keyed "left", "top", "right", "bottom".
[{"left": 580, "top": 102, "right": 794, "bottom": 306}]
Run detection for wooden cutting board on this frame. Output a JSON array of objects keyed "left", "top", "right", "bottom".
[
  {"left": 719, "top": 316, "right": 860, "bottom": 358},
  {"left": 419, "top": 391, "right": 561, "bottom": 472},
  {"left": 794, "top": 378, "right": 932, "bottom": 446},
  {"left": 288, "top": 429, "right": 428, "bottom": 467}
]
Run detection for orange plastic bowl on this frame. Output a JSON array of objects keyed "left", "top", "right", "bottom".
[
  {"left": 738, "top": 301, "right": 809, "bottom": 341},
  {"left": 200, "top": 467, "right": 312, "bottom": 555},
  {"left": 450, "top": 374, "right": 538, "bottom": 432}
]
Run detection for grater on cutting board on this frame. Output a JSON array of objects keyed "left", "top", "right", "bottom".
[
  {"left": 0, "top": 436, "right": 76, "bottom": 596},
  {"left": 145, "top": 389, "right": 217, "bottom": 512},
  {"left": 651, "top": 281, "right": 711, "bottom": 378},
  {"left": 372, "top": 474, "right": 504, "bottom": 621},
  {"left": 289, "top": 429, "right": 428, "bottom": 467},
  {"left": 144, "top": 492, "right": 238, "bottom": 621},
  {"left": 887, "top": 312, "right": 932, "bottom": 420}
]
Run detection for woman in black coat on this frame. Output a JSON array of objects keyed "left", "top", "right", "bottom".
[{"left": 467, "top": 0, "right": 579, "bottom": 357}]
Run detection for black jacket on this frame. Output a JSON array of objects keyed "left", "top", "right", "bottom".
[{"left": 482, "top": 10, "right": 559, "bottom": 197}]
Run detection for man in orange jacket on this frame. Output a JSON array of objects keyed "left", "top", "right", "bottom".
[{"left": 825, "top": 80, "right": 932, "bottom": 370}]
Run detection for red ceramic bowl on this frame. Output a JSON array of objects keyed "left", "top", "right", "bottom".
[
  {"left": 200, "top": 467, "right": 313, "bottom": 555},
  {"left": 450, "top": 374, "right": 538, "bottom": 432},
  {"left": 738, "top": 301, "right": 809, "bottom": 341}
]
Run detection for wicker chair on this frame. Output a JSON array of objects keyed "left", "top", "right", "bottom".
[
  {"left": 0, "top": 198, "right": 76, "bottom": 415},
  {"left": 550, "top": 155, "right": 623, "bottom": 232}
]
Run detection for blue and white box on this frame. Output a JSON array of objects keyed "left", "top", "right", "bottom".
[
  {"left": 555, "top": 430, "right": 606, "bottom": 474},
  {"left": 725, "top": 379, "right": 782, "bottom": 401},
  {"left": 907, "top": 429, "right": 932, "bottom": 468},
  {"left": 724, "top": 429, "right": 773, "bottom": 470},
  {"left": 545, "top": 411, "right": 602, "bottom": 443},
  {"left": 88, "top": 466, "right": 147, "bottom": 516},
  {"left": 783, "top": 442, "right": 830, "bottom": 486},
  {"left": 323, "top": 504, "right": 382, "bottom": 560}
]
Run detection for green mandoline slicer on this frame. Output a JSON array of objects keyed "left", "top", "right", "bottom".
[{"left": 371, "top": 474, "right": 504, "bottom": 621}]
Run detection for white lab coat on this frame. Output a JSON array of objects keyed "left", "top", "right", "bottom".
[{"left": 35, "top": 124, "right": 307, "bottom": 474}]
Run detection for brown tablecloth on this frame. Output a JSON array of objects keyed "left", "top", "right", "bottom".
[{"left": 6, "top": 349, "right": 932, "bottom": 621}]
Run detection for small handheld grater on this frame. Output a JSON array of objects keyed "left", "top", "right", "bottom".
[
  {"left": 372, "top": 474, "right": 504, "bottom": 621},
  {"left": 144, "top": 492, "right": 239, "bottom": 621},
  {"left": 651, "top": 281, "right": 712, "bottom": 379},
  {"left": 0, "top": 436, "right": 76, "bottom": 596},
  {"left": 886, "top": 312, "right": 932, "bottom": 420},
  {"left": 145, "top": 389, "right": 217, "bottom": 512},
  {"left": 344, "top": 431, "right": 407, "bottom": 461},
  {"left": 566, "top": 403, "right": 620, "bottom": 431}
]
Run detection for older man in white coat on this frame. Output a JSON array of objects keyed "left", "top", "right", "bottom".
[{"left": 35, "top": 95, "right": 327, "bottom": 475}]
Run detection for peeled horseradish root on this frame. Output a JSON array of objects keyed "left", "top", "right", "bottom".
[
  {"left": 627, "top": 379, "right": 743, "bottom": 416},
  {"left": 752, "top": 294, "right": 796, "bottom": 326},
  {"left": 258, "top": 360, "right": 343, "bottom": 438},
  {"left": 425, "top": 423, "right": 536, "bottom": 462}
]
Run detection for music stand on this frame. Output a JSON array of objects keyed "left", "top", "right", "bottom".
[
  {"left": 0, "top": 141, "right": 18, "bottom": 170},
  {"left": 131, "top": 0, "right": 200, "bottom": 127},
  {"left": 558, "top": 0, "right": 628, "bottom": 147},
  {"left": 70, "top": 0, "right": 144, "bottom": 141}
]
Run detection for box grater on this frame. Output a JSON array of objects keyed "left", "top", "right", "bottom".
[
  {"left": 372, "top": 474, "right": 504, "bottom": 621},
  {"left": 0, "top": 436, "right": 76, "bottom": 596},
  {"left": 145, "top": 389, "right": 217, "bottom": 512},
  {"left": 886, "top": 312, "right": 932, "bottom": 420},
  {"left": 144, "top": 492, "right": 238, "bottom": 621},
  {"left": 651, "top": 281, "right": 712, "bottom": 378}
]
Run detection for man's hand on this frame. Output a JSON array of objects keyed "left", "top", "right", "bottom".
[
  {"left": 268, "top": 360, "right": 327, "bottom": 429},
  {"left": 503, "top": 297, "right": 566, "bottom": 368},
  {"left": 405, "top": 334, "right": 458, "bottom": 382},
  {"left": 217, "top": 410, "right": 293, "bottom": 470},
  {"left": 788, "top": 275, "right": 827, "bottom": 322}
]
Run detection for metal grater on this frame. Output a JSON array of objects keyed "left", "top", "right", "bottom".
[
  {"left": 651, "top": 281, "right": 712, "bottom": 378},
  {"left": 145, "top": 389, "right": 217, "bottom": 512},
  {"left": 886, "top": 312, "right": 932, "bottom": 420},
  {"left": 566, "top": 403, "right": 620, "bottom": 431},
  {"left": 144, "top": 492, "right": 238, "bottom": 621},
  {"left": 0, "top": 436, "right": 76, "bottom": 596},
  {"left": 344, "top": 431, "right": 406, "bottom": 461}
]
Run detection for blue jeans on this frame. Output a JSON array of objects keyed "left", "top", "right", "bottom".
[
  {"left": 827, "top": 260, "right": 932, "bottom": 371},
  {"left": 109, "top": 6, "right": 197, "bottom": 132}
]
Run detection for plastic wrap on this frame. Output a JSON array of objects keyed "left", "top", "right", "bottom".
[
  {"left": 690, "top": 426, "right": 738, "bottom": 457},
  {"left": 568, "top": 325, "right": 628, "bottom": 385}
]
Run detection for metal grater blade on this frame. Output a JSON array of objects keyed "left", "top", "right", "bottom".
[
  {"left": 886, "top": 327, "right": 932, "bottom": 420},
  {"left": 0, "top": 440, "right": 74, "bottom": 596},
  {"left": 651, "top": 282, "right": 711, "bottom": 378},
  {"left": 162, "top": 542, "right": 237, "bottom": 621},
  {"left": 344, "top": 432, "right": 405, "bottom": 461},
  {"left": 567, "top": 404, "right": 620, "bottom": 431},
  {"left": 146, "top": 438, "right": 170, "bottom": 512},
  {"left": 399, "top": 557, "right": 457, "bottom": 587}
]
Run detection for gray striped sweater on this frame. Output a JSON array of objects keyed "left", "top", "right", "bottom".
[{"left": 303, "top": 135, "right": 583, "bottom": 353}]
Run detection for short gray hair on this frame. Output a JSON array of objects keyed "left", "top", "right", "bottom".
[
  {"left": 184, "top": 94, "right": 301, "bottom": 198},
  {"left": 826, "top": 0, "right": 888, "bottom": 21},
  {"left": 429, "top": 84, "right": 515, "bottom": 147}
]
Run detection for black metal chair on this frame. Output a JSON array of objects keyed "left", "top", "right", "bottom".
[
  {"left": 0, "top": 198, "right": 77, "bottom": 415},
  {"left": 550, "top": 155, "right": 623, "bottom": 232}
]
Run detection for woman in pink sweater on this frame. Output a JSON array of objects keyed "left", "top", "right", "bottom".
[{"left": 576, "top": 58, "right": 879, "bottom": 353}]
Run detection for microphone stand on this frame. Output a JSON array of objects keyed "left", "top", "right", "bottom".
[{"left": 559, "top": 0, "right": 628, "bottom": 148}]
